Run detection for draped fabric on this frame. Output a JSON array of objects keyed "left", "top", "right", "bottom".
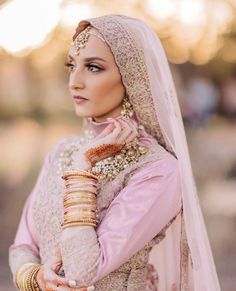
[{"left": 74, "top": 15, "right": 221, "bottom": 290}]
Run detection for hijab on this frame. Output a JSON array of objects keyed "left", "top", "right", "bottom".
[{"left": 73, "top": 15, "right": 220, "bottom": 291}]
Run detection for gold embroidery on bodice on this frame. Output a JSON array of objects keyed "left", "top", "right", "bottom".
[{"left": 32, "top": 134, "right": 175, "bottom": 290}]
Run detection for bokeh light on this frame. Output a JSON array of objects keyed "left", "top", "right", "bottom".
[
  {"left": 60, "top": 2, "right": 92, "bottom": 28},
  {"left": 0, "top": 0, "right": 60, "bottom": 54},
  {"left": 0, "top": 0, "right": 235, "bottom": 64}
]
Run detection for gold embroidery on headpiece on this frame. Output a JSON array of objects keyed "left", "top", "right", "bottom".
[{"left": 72, "top": 26, "right": 106, "bottom": 55}]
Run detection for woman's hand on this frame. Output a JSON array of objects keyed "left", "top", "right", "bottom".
[
  {"left": 36, "top": 249, "right": 68, "bottom": 291},
  {"left": 36, "top": 249, "right": 94, "bottom": 291},
  {"left": 73, "top": 117, "right": 139, "bottom": 170}
]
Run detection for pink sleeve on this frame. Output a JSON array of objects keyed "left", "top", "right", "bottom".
[
  {"left": 10, "top": 193, "right": 39, "bottom": 254},
  {"left": 9, "top": 151, "right": 52, "bottom": 278},
  {"left": 61, "top": 157, "right": 182, "bottom": 286}
]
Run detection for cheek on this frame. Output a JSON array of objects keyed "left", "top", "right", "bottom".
[{"left": 89, "top": 72, "right": 125, "bottom": 105}]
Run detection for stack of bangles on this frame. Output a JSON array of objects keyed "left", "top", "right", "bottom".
[
  {"left": 16, "top": 263, "right": 41, "bottom": 291},
  {"left": 61, "top": 169, "right": 99, "bottom": 229}
]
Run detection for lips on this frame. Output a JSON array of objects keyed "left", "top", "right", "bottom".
[
  {"left": 73, "top": 95, "right": 88, "bottom": 101},
  {"left": 73, "top": 95, "right": 88, "bottom": 104}
]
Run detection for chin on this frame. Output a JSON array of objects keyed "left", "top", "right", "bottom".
[
  {"left": 74, "top": 106, "right": 90, "bottom": 117},
  {"left": 74, "top": 105, "right": 122, "bottom": 120}
]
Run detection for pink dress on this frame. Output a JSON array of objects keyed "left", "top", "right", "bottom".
[{"left": 9, "top": 116, "right": 182, "bottom": 290}]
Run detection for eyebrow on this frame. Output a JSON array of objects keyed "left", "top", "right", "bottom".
[{"left": 67, "top": 55, "right": 107, "bottom": 63}]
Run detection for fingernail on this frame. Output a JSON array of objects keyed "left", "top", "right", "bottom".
[
  {"left": 68, "top": 279, "right": 77, "bottom": 288},
  {"left": 106, "top": 117, "right": 113, "bottom": 121}
]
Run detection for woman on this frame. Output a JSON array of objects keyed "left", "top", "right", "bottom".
[{"left": 9, "top": 15, "right": 221, "bottom": 290}]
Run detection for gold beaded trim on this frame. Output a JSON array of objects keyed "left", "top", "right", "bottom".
[{"left": 91, "top": 138, "right": 149, "bottom": 181}]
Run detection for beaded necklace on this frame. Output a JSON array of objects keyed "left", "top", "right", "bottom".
[{"left": 57, "top": 131, "right": 149, "bottom": 182}]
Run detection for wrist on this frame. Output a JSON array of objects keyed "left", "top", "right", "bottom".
[
  {"left": 76, "top": 155, "right": 92, "bottom": 171},
  {"left": 16, "top": 263, "right": 41, "bottom": 291}
]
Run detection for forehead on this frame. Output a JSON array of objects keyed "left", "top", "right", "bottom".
[{"left": 68, "top": 33, "right": 113, "bottom": 61}]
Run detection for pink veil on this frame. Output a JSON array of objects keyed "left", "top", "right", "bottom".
[{"left": 74, "top": 15, "right": 221, "bottom": 290}]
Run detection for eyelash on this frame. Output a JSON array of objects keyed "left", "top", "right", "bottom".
[{"left": 64, "top": 62, "right": 103, "bottom": 72}]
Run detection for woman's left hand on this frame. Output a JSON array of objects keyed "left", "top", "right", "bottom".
[{"left": 73, "top": 117, "right": 139, "bottom": 171}]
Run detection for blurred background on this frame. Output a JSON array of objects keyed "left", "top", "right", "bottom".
[{"left": 0, "top": 0, "right": 236, "bottom": 290}]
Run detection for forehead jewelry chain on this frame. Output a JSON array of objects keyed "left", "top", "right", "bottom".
[{"left": 72, "top": 25, "right": 105, "bottom": 55}]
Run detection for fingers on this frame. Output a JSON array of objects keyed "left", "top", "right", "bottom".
[
  {"left": 55, "top": 275, "right": 68, "bottom": 286},
  {"left": 43, "top": 264, "right": 68, "bottom": 291},
  {"left": 96, "top": 122, "right": 116, "bottom": 139},
  {"left": 86, "top": 118, "right": 139, "bottom": 159},
  {"left": 99, "top": 118, "right": 138, "bottom": 145},
  {"left": 51, "top": 261, "right": 62, "bottom": 274},
  {"left": 102, "top": 120, "right": 122, "bottom": 143},
  {"left": 36, "top": 266, "right": 48, "bottom": 291},
  {"left": 56, "top": 286, "right": 72, "bottom": 291},
  {"left": 45, "top": 282, "right": 58, "bottom": 290},
  {"left": 116, "top": 119, "right": 139, "bottom": 144},
  {"left": 124, "top": 119, "right": 139, "bottom": 143}
]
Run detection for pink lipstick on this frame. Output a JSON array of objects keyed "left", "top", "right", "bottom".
[{"left": 73, "top": 95, "right": 88, "bottom": 104}]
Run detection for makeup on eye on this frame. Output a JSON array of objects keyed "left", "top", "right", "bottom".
[
  {"left": 85, "top": 63, "right": 104, "bottom": 72},
  {"left": 64, "top": 61, "right": 104, "bottom": 72}
]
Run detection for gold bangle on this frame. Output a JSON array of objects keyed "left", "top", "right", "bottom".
[
  {"left": 64, "top": 195, "right": 96, "bottom": 201},
  {"left": 64, "top": 213, "right": 97, "bottom": 221},
  {"left": 64, "top": 191, "right": 97, "bottom": 197},
  {"left": 62, "top": 170, "right": 98, "bottom": 181},
  {"left": 16, "top": 263, "right": 34, "bottom": 289},
  {"left": 64, "top": 208, "right": 96, "bottom": 214},
  {"left": 65, "top": 178, "right": 97, "bottom": 183},
  {"left": 64, "top": 201, "right": 97, "bottom": 207},
  {"left": 64, "top": 210, "right": 97, "bottom": 218},
  {"left": 62, "top": 220, "right": 97, "bottom": 229},
  {"left": 64, "top": 200, "right": 96, "bottom": 205},
  {"left": 63, "top": 174, "right": 97, "bottom": 182},
  {"left": 64, "top": 188, "right": 97, "bottom": 195},
  {"left": 70, "top": 169, "right": 99, "bottom": 180},
  {"left": 64, "top": 193, "right": 97, "bottom": 201},
  {"left": 65, "top": 180, "right": 97, "bottom": 189},
  {"left": 63, "top": 215, "right": 96, "bottom": 223},
  {"left": 64, "top": 199, "right": 96, "bottom": 208},
  {"left": 63, "top": 176, "right": 97, "bottom": 184},
  {"left": 63, "top": 217, "right": 97, "bottom": 223},
  {"left": 16, "top": 263, "right": 41, "bottom": 291},
  {"left": 64, "top": 194, "right": 97, "bottom": 202},
  {"left": 28, "top": 264, "right": 41, "bottom": 291},
  {"left": 64, "top": 219, "right": 96, "bottom": 226},
  {"left": 62, "top": 222, "right": 96, "bottom": 229},
  {"left": 63, "top": 218, "right": 97, "bottom": 224},
  {"left": 64, "top": 199, "right": 96, "bottom": 206}
]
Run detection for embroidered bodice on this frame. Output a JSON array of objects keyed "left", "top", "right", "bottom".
[{"left": 9, "top": 117, "right": 182, "bottom": 290}]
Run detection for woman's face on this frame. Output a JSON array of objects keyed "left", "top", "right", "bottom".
[{"left": 66, "top": 28, "right": 125, "bottom": 122}]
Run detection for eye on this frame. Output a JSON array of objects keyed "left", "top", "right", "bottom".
[
  {"left": 64, "top": 62, "right": 75, "bottom": 72},
  {"left": 86, "top": 63, "right": 103, "bottom": 72}
]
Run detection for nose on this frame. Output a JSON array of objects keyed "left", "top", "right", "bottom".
[{"left": 69, "top": 69, "right": 85, "bottom": 91}]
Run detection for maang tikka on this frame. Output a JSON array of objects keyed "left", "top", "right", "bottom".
[
  {"left": 72, "top": 25, "right": 106, "bottom": 55},
  {"left": 121, "top": 96, "right": 134, "bottom": 118}
]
